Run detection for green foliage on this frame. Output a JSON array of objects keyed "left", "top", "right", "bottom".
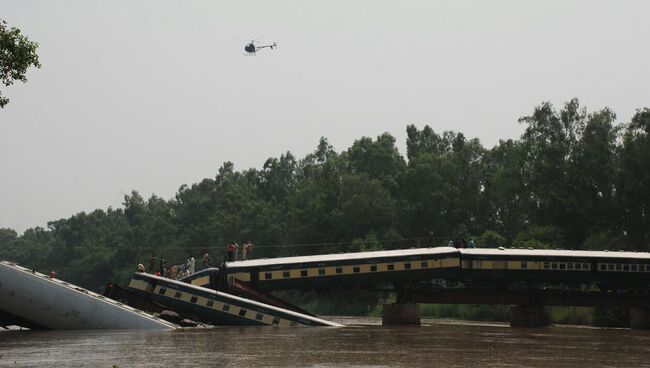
[
  {"left": 583, "top": 232, "right": 617, "bottom": 251},
  {"left": 0, "top": 19, "right": 40, "bottom": 108},
  {"left": 549, "top": 307, "right": 593, "bottom": 325},
  {"left": 420, "top": 304, "right": 509, "bottom": 321},
  {"left": 513, "top": 225, "right": 564, "bottom": 249},
  {"left": 593, "top": 307, "right": 630, "bottom": 328},
  {"left": 476, "top": 230, "right": 506, "bottom": 248},
  {"left": 1, "top": 99, "right": 649, "bottom": 296}
]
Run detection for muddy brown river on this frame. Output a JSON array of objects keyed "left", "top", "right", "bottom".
[{"left": 2, "top": 317, "right": 650, "bottom": 367}]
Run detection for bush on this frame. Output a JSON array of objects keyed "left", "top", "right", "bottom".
[
  {"left": 420, "top": 304, "right": 509, "bottom": 321},
  {"left": 513, "top": 225, "right": 565, "bottom": 248},
  {"left": 476, "top": 230, "right": 507, "bottom": 248},
  {"left": 583, "top": 231, "right": 617, "bottom": 251},
  {"left": 549, "top": 307, "right": 593, "bottom": 325}
]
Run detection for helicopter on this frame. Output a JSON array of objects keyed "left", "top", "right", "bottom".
[{"left": 244, "top": 40, "right": 277, "bottom": 55}]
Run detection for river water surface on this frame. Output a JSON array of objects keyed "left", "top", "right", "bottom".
[{"left": 2, "top": 317, "right": 650, "bottom": 367}]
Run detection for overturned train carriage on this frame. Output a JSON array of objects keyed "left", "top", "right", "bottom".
[{"left": 129, "top": 272, "right": 341, "bottom": 327}]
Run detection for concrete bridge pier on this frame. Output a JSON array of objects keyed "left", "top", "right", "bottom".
[
  {"left": 509, "top": 305, "right": 550, "bottom": 328},
  {"left": 630, "top": 308, "right": 650, "bottom": 329},
  {"left": 382, "top": 303, "right": 421, "bottom": 326}
]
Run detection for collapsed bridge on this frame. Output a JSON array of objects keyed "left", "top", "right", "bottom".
[{"left": 180, "top": 246, "right": 650, "bottom": 328}]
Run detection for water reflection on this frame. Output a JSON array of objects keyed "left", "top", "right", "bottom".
[{"left": 1, "top": 317, "right": 650, "bottom": 367}]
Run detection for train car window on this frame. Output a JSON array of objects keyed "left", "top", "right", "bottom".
[
  {"left": 301, "top": 270, "right": 308, "bottom": 277},
  {"left": 387, "top": 264, "right": 395, "bottom": 271},
  {"left": 521, "top": 261, "right": 528, "bottom": 269},
  {"left": 599, "top": 264, "right": 606, "bottom": 271},
  {"left": 190, "top": 296, "right": 198, "bottom": 303},
  {"left": 283, "top": 271, "right": 290, "bottom": 278},
  {"left": 559, "top": 263, "right": 566, "bottom": 270},
  {"left": 567, "top": 263, "right": 574, "bottom": 270},
  {"left": 272, "top": 317, "right": 281, "bottom": 325},
  {"left": 551, "top": 263, "right": 558, "bottom": 270},
  {"left": 174, "top": 291, "right": 182, "bottom": 298},
  {"left": 631, "top": 265, "right": 638, "bottom": 271},
  {"left": 616, "top": 264, "right": 622, "bottom": 271},
  {"left": 640, "top": 265, "right": 646, "bottom": 272},
  {"left": 318, "top": 268, "right": 326, "bottom": 275},
  {"left": 239, "top": 309, "right": 247, "bottom": 317},
  {"left": 404, "top": 263, "right": 412, "bottom": 270},
  {"left": 623, "top": 264, "right": 630, "bottom": 271},
  {"left": 256, "top": 313, "right": 264, "bottom": 321},
  {"left": 206, "top": 300, "right": 214, "bottom": 307},
  {"left": 265, "top": 273, "right": 272, "bottom": 280},
  {"left": 370, "top": 265, "right": 378, "bottom": 272},
  {"left": 336, "top": 267, "right": 343, "bottom": 274},
  {"left": 543, "top": 262, "right": 550, "bottom": 269},
  {"left": 474, "top": 261, "right": 483, "bottom": 269},
  {"left": 353, "top": 266, "right": 360, "bottom": 273},
  {"left": 158, "top": 288, "right": 167, "bottom": 295},
  {"left": 608, "top": 264, "right": 615, "bottom": 271},
  {"left": 421, "top": 261, "right": 428, "bottom": 268},
  {"left": 222, "top": 305, "right": 230, "bottom": 312}
]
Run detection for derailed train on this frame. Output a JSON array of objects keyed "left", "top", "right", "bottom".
[{"left": 187, "top": 247, "right": 650, "bottom": 292}]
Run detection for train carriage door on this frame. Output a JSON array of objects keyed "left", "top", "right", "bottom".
[
  {"left": 462, "top": 256, "right": 473, "bottom": 280},
  {"left": 251, "top": 268, "right": 259, "bottom": 287}
]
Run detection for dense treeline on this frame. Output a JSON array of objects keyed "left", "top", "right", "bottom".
[{"left": 1, "top": 99, "right": 649, "bottom": 292}]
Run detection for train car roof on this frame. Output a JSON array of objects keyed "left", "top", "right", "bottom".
[
  {"left": 459, "top": 248, "right": 650, "bottom": 260},
  {"left": 226, "top": 246, "right": 459, "bottom": 268}
]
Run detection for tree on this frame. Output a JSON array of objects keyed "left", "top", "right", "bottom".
[
  {"left": 616, "top": 108, "right": 650, "bottom": 248},
  {"left": 518, "top": 99, "right": 587, "bottom": 246},
  {"left": 0, "top": 19, "right": 40, "bottom": 108}
]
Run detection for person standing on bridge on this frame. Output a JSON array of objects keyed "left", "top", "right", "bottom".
[
  {"left": 159, "top": 256, "right": 166, "bottom": 276},
  {"left": 203, "top": 252, "right": 211, "bottom": 268},
  {"left": 242, "top": 241, "right": 254, "bottom": 260},
  {"left": 189, "top": 257, "right": 195, "bottom": 274},
  {"left": 148, "top": 253, "right": 156, "bottom": 273},
  {"left": 226, "top": 242, "right": 237, "bottom": 262}
]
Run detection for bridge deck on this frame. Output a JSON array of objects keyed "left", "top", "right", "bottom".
[{"left": 221, "top": 247, "right": 650, "bottom": 292}]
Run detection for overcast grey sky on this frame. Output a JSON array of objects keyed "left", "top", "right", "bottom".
[{"left": 1, "top": 1, "right": 649, "bottom": 233}]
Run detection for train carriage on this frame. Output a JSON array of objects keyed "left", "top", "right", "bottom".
[
  {"left": 224, "top": 247, "right": 461, "bottom": 291},
  {"left": 458, "top": 248, "right": 650, "bottom": 290},
  {"left": 128, "top": 272, "right": 340, "bottom": 327}
]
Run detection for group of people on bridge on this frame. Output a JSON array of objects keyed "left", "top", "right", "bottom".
[
  {"left": 136, "top": 254, "right": 201, "bottom": 280},
  {"left": 226, "top": 241, "right": 254, "bottom": 262},
  {"left": 449, "top": 238, "right": 476, "bottom": 249},
  {"left": 135, "top": 241, "right": 255, "bottom": 279}
]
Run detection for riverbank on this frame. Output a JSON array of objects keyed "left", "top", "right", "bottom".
[{"left": 277, "top": 290, "right": 630, "bottom": 327}]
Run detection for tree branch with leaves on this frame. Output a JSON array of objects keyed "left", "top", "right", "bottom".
[{"left": 0, "top": 19, "right": 40, "bottom": 108}]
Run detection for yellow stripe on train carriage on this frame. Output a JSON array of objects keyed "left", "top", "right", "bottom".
[
  {"left": 231, "top": 257, "right": 456, "bottom": 282},
  {"left": 190, "top": 275, "right": 211, "bottom": 287},
  {"left": 129, "top": 277, "right": 154, "bottom": 293}
]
